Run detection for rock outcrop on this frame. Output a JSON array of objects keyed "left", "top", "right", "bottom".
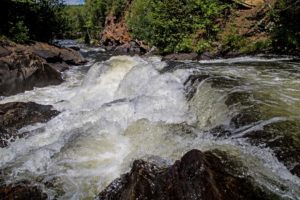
[
  {"left": 100, "top": 5, "right": 149, "bottom": 54},
  {"left": 98, "top": 149, "right": 279, "bottom": 200},
  {"left": 0, "top": 41, "right": 86, "bottom": 96},
  {"left": 0, "top": 46, "right": 11, "bottom": 57},
  {"left": 0, "top": 181, "right": 47, "bottom": 200},
  {"left": 0, "top": 102, "right": 59, "bottom": 148}
]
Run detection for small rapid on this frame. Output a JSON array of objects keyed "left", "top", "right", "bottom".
[{"left": 0, "top": 49, "right": 300, "bottom": 199}]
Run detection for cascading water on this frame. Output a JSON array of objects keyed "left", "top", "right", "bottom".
[{"left": 0, "top": 47, "right": 300, "bottom": 199}]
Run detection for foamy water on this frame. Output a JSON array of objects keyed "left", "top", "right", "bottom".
[{"left": 0, "top": 54, "right": 299, "bottom": 199}]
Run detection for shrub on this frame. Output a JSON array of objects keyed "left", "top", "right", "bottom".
[
  {"left": 126, "top": 0, "right": 229, "bottom": 53},
  {"left": 9, "top": 21, "right": 30, "bottom": 43},
  {"left": 0, "top": 0, "right": 67, "bottom": 42},
  {"left": 271, "top": 0, "right": 300, "bottom": 52}
]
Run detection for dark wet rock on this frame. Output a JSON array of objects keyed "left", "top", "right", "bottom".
[
  {"left": 230, "top": 106, "right": 262, "bottom": 128},
  {"left": 0, "top": 53, "right": 63, "bottom": 96},
  {"left": 199, "top": 51, "right": 213, "bottom": 60},
  {"left": 58, "top": 48, "right": 86, "bottom": 65},
  {"left": 291, "top": 165, "right": 300, "bottom": 177},
  {"left": 98, "top": 149, "right": 280, "bottom": 200},
  {"left": 115, "top": 43, "right": 131, "bottom": 53},
  {"left": 0, "top": 46, "right": 11, "bottom": 58},
  {"left": 69, "top": 46, "right": 80, "bottom": 51},
  {"left": 0, "top": 181, "right": 47, "bottom": 200},
  {"left": 184, "top": 73, "right": 242, "bottom": 100},
  {"left": 211, "top": 87, "right": 300, "bottom": 177},
  {"left": 163, "top": 53, "right": 199, "bottom": 61},
  {"left": 33, "top": 49, "right": 61, "bottom": 63},
  {"left": 0, "top": 41, "right": 86, "bottom": 96},
  {"left": 33, "top": 47, "right": 85, "bottom": 65},
  {"left": 45, "top": 62, "right": 69, "bottom": 72},
  {"left": 0, "top": 102, "right": 59, "bottom": 148},
  {"left": 244, "top": 119, "right": 300, "bottom": 177},
  {"left": 114, "top": 42, "right": 145, "bottom": 54},
  {"left": 225, "top": 91, "right": 253, "bottom": 107}
]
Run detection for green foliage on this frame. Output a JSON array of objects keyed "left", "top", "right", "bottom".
[
  {"left": 9, "top": 21, "right": 30, "bottom": 43},
  {"left": 64, "top": 5, "right": 87, "bottom": 38},
  {"left": 126, "top": 0, "right": 229, "bottom": 53},
  {"left": 240, "top": 39, "right": 271, "bottom": 54},
  {"left": 221, "top": 26, "right": 272, "bottom": 54},
  {"left": 223, "top": 27, "right": 246, "bottom": 50},
  {"left": 83, "top": 0, "right": 127, "bottom": 39},
  {"left": 84, "top": 0, "right": 107, "bottom": 38},
  {"left": 194, "top": 39, "right": 212, "bottom": 54},
  {"left": 0, "top": 0, "right": 68, "bottom": 42},
  {"left": 107, "top": 0, "right": 127, "bottom": 18},
  {"left": 175, "top": 37, "right": 194, "bottom": 53},
  {"left": 270, "top": 0, "right": 300, "bottom": 52}
]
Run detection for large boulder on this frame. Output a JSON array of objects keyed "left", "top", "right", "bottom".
[
  {"left": 0, "top": 51, "right": 63, "bottom": 96},
  {"left": 98, "top": 149, "right": 280, "bottom": 200},
  {"left": 0, "top": 41, "right": 86, "bottom": 96},
  {"left": 31, "top": 42, "right": 86, "bottom": 65},
  {"left": 0, "top": 181, "right": 47, "bottom": 200},
  {"left": 0, "top": 102, "right": 59, "bottom": 148}
]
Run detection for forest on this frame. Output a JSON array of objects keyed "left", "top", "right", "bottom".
[
  {"left": 1, "top": 0, "right": 300, "bottom": 199},
  {"left": 0, "top": 0, "right": 299, "bottom": 55}
]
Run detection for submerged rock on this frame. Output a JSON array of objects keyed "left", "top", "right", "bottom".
[
  {"left": 0, "top": 181, "right": 47, "bottom": 200},
  {"left": 217, "top": 89, "right": 300, "bottom": 177},
  {"left": 183, "top": 69, "right": 300, "bottom": 178},
  {"left": 0, "top": 102, "right": 59, "bottom": 148},
  {"left": 98, "top": 149, "right": 279, "bottom": 200},
  {"left": 245, "top": 119, "right": 300, "bottom": 177}
]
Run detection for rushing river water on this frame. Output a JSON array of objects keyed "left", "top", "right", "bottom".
[{"left": 0, "top": 45, "right": 300, "bottom": 199}]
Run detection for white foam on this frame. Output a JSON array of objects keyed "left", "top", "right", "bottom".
[{"left": 0, "top": 55, "right": 299, "bottom": 199}]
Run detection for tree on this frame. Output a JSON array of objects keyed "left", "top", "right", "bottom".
[
  {"left": 126, "top": 0, "right": 229, "bottom": 53},
  {"left": 0, "top": 0, "right": 68, "bottom": 42}
]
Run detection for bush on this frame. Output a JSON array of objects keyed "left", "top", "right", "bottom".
[
  {"left": 126, "top": 0, "right": 229, "bottom": 53},
  {"left": 64, "top": 5, "right": 87, "bottom": 39},
  {"left": 0, "top": 0, "right": 68, "bottom": 42},
  {"left": 9, "top": 21, "right": 30, "bottom": 43},
  {"left": 271, "top": 0, "right": 300, "bottom": 52}
]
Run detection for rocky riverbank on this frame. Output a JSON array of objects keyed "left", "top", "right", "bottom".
[
  {"left": 0, "top": 40, "right": 86, "bottom": 96},
  {"left": 0, "top": 102, "right": 59, "bottom": 148}
]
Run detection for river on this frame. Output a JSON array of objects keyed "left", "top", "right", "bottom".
[{"left": 0, "top": 44, "right": 299, "bottom": 199}]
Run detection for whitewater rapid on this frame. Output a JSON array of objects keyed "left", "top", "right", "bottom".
[{"left": 0, "top": 55, "right": 299, "bottom": 199}]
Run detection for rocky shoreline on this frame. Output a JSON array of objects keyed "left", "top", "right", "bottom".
[
  {"left": 0, "top": 41, "right": 86, "bottom": 96},
  {"left": 0, "top": 102, "right": 59, "bottom": 148},
  {"left": 0, "top": 41, "right": 299, "bottom": 199}
]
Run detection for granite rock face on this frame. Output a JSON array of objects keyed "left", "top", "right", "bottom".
[
  {"left": 0, "top": 41, "right": 86, "bottom": 96},
  {"left": 0, "top": 102, "right": 59, "bottom": 148},
  {"left": 98, "top": 149, "right": 279, "bottom": 200},
  {"left": 0, "top": 181, "right": 47, "bottom": 200}
]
